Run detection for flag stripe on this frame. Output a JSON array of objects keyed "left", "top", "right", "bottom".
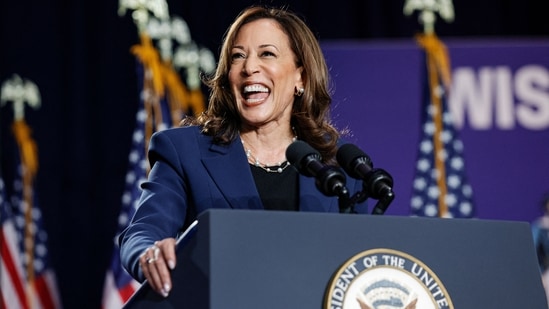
[
  {"left": 0, "top": 293, "right": 8, "bottom": 309},
  {"left": 35, "top": 273, "right": 57, "bottom": 309},
  {"left": 1, "top": 120, "right": 62, "bottom": 309},
  {"left": 118, "top": 278, "right": 139, "bottom": 300},
  {"left": 0, "top": 273, "right": 26, "bottom": 309},
  {"left": 1, "top": 220, "right": 29, "bottom": 309},
  {"left": 101, "top": 262, "right": 141, "bottom": 309}
]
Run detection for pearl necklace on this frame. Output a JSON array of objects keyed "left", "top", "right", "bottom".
[{"left": 242, "top": 136, "right": 297, "bottom": 173}]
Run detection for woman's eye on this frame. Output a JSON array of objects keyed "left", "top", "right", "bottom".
[
  {"left": 231, "top": 53, "right": 245, "bottom": 60},
  {"left": 261, "top": 51, "right": 276, "bottom": 57}
]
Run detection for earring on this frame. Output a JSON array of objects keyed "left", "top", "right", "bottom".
[{"left": 295, "top": 87, "right": 304, "bottom": 97}]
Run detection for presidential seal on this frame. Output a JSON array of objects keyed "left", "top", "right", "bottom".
[{"left": 324, "top": 248, "right": 453, "bottom": 309}]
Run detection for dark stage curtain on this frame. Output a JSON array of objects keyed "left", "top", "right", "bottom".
[{"left": 0, "top": 0, "right": 547, "bottom": 308}]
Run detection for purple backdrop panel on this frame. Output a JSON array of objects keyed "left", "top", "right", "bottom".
[{"left": 321, "top": 39, "right": 549, "bottom": 222}]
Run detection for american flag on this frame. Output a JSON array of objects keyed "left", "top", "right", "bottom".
[
  {"left": 410, "top": 33, "right": 475, "bottom": 218},
  {"left": 101, "top": 8, "right": 211, "bottom": 303},
  {"left": 101, "top": 45, "right": 176, "bottom": 308},
  {"left": 0, "top": 123, "right": 62, "bottom": 309},
  {"left": 100, "top": 90, "right": 147, "bottom": 308}
]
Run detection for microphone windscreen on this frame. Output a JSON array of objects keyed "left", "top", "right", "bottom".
[
  {"left": 286, "top": 140, "right": 318, "bottom": 167},
  {"left": 336, "top": 144, "right": 373, "bottom": 176}
]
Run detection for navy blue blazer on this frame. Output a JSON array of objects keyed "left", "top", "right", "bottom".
[{"left": 119, "top": 126, "right": 367, "bottom": 281}]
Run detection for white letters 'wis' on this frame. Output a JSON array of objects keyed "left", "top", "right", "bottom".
[{"left": 449, "top": 65, "right": 549, "bottom": 130}]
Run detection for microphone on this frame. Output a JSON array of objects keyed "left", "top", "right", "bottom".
[
  {"left": 286, "top": 140, "right": 349, "bottom": 198},
  {"left": 336, "top": 143, "right": 395, "bottom": 215}
]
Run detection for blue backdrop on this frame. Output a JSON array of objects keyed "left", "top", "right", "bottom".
[{"left": 322, "top": 39, "right": 549, "bottom": 221}]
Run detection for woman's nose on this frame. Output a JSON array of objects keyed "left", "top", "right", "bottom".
[{"left": 242, "top": 56, "right": 260, "bottom": 75}]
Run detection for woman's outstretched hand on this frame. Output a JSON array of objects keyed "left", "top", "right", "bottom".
[{"left": 139, "top": 238, "right": 177, "bottom": 297}]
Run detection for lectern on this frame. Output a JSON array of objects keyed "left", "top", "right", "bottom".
[{"left": 122, "top": 209, "right": 547, "bottom": 308}]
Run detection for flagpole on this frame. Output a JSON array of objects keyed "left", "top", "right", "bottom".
[
  {"left": 1, "top": 74, "right": 40, "bottom": 306},
  {"left": 425, "top": 39, "right": 449, "bottom": 216},
  {"left": 15, "top": 119, "right": 38, "bottom": 306},
  {"left": 416, "top": 29, "right": 454, "bottom": 217},
  {"left": 405, "top": 0, "right": 474, "bottom": 218}
]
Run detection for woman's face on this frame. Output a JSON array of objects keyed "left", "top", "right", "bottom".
[{"left": 228, "top": 18, "right": 303, "bottom": 129}]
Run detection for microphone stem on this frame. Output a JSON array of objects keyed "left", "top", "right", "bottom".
[
  {"left": 371, "top": 188, "right": 395, "bottom": 215},
  {"left": 337, "top": 188, "right": 355, "bottom": 213}
]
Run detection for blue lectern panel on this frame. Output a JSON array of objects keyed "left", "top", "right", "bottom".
[{"left": 123, "top": 209, "right": 547, "bottom": 308}]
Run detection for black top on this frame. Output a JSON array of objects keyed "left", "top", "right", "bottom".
[{"left": 250, "top": 164, "right": 299, "bottom": 211}]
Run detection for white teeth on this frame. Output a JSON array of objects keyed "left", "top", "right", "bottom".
[
  {"left": 246, "top": 98, "right": 263, "bottom": 103},
  {"left": 243, "top": 85, "right": 269, "bottom": 93}
]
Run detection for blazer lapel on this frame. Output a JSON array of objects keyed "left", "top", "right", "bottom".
[
  {"left": 201, "top": 140, "right": 263, "bottom": 210},
  {"left": 200, "top": 138, "right": 338, "bottom": 212}
]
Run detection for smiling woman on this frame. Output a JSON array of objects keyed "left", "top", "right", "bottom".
[
  {"left": 117, "top": 4, "right": 369, "bottom": 298},
  {"left": 1, "top": 0, "right": 547, "bottom": 308},
  {"left": 230, "top": 18, "right": 303, "bottom": 164}
]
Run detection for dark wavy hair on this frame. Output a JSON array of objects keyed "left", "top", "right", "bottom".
[{"left": 181, "top": 5, "right": 343, "bottom": 163}]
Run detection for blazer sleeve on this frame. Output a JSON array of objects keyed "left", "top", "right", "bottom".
[{"left": 118, "top": 129, "right": 191, "bottom": 281}]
